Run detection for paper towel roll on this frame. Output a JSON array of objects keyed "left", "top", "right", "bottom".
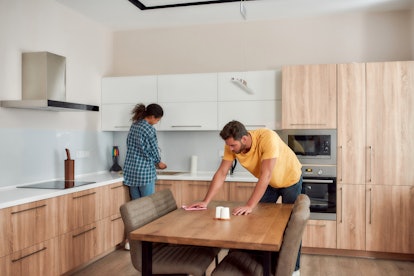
[{"left": 190, "top": 155, "right": 198, "bottom": 175}]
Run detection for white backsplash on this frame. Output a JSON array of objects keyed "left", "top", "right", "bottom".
[{"left": 0, "top": 128, "right": 113, "bottom": 187}]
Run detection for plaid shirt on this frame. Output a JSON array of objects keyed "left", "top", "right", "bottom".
[{"left": 123, "top": 120, "right": 161, "bottom": 187}]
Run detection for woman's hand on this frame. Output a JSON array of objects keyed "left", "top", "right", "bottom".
[
  {"left": 187, "top": 201, "right": 208, "bottom": 209},
  {"left": 157, "top": 162, "right": 167, "bottom": 169}
]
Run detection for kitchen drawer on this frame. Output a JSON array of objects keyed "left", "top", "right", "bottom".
[
  {"left": 181, "top": 181, "right": 228, "bottom": 205},
  {"left": 10, "top": 198, "right": 59, "bottom": 252},
  {"left": 302, "top": 220, "right": 337, "bottom": 249},
  {"left": 2, "top": 237, "right": 59, "bottom": 276},
  {"left": 59, "top": 220, "right": 106, "bottom": 274},
  {"left": 58, "top": 187, "right": 104, "bottom": 234}
]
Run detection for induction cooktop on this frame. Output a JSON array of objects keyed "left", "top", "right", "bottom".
[{"left": 17, "top": 180, "right": 95, "bottom": 189}]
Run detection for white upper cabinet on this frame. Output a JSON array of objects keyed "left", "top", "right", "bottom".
[
  {"left": 218, "top": 70, "right": 279, "bottom": 101},
  {"left": 102, "top": 76, "right": 157, "bottom": 104},
  {"left": 157, "top": 73, "right": 218, "bottom": 102},
  {"left": 218, "top": 70, "right": 280, "bottom": 130},
  {"left": 157, "top": 73, "right": 218, "bottom": 131},
  {"left": 101, "top": 76, "right": 157, "bottom": 131}
]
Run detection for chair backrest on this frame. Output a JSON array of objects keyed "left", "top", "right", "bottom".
[
  {"left": 275, "top": 194, "right": 310, "bottom": 276},
  {"left": 119, "top": 189, "right": 178, "bottom": 271}
]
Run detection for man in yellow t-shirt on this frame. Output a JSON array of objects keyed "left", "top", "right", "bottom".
[
  {"left": 190, "top": 120, "right": 302, "bottom": 214},
  {"left": 189, "top": 120, "right": 303, "bottom": 273}
]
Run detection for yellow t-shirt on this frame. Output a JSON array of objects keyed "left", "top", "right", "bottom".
[{"left": 223, "top": 128, "right": 302, "bottom": 188}]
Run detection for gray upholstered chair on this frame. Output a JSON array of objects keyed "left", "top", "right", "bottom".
[
  {"left": 211, "top": 194, "right": 310, "bottom": 276},
  {"left": 120, "top": 189, "right": 219, "bottom": 276}
]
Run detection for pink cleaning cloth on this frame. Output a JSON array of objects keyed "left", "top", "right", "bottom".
[{"left": 182, "top": 205, "right": 207, "bottom": 211}]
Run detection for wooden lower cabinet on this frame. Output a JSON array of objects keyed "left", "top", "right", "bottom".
[
  {"left": 228, "top": 181, "right": 255, "bottom": 202},
  {"left": 337, "top": 184, "right": 366, "bottom": 250},
  {"left": 156, "top": 180, "right": 182, "bottom": 207},
  {"left": 108, "top": 214, "right": 125, "bottom": 248},
  {"left": 59, "top": 220, "right": 106, "bottom": 274},
  {"left": 366, "top": 185, "right": 414, "bottom": 254},
  {"left": 2, "top": 237, "right": 59, "bottom": 276},
  {"left": 181, "top": 180, "right": 229, "bottom": 205},
  {"left": 0, "top": 207, "right": 11, "bottom": 258},
  {"left": 303, "top": 220, "right": 336, "bottom": 249}
]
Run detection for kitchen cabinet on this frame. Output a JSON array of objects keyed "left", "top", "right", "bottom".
[
  {"left": 337, "top": 61, "right": 414, "bottom": 254},
  {"left": 158, "top": 102, "right": 218, "bottom": 131},
  {"left": 302, "top": 220, "right": 337, "bottom": 249},
  {"left": 228, "top": 181, "right": 255, "bottom": 202},
  {"left": 101, "top": 76, "right": 157, "bottom": 131},
  {"left": 2, "top": 237, "right": 59, "bottom": 276},
  {"left": 10, "top": 198, "right": 59, "bottom": 253},
  {"left": 103, "top": 182, "right": 130, "bottom": 247},
  {"left": 58, "top": 187, "right": 104, "bottom": 234},
  {"left": 282, "top": 64, "right": 337, "bottom": 129},
  {"left": 218, "top": 70, "right": 281, "bottom": 130},
  {"left": 59, "top": 220, "right": 106, "bottom": 274},
  {"left": 181, "top": 180, "right": 228, "bottom": 205},
  {"left": 156, "top": 180, "right": 182, "bottom": 207},
  {"left": 366, "top": 185, "right": 414, "bottom": 254},
  {"left": 158, "top": 73, "right": 218, "bottom": 131},
  {"left": 366, "top": 61, "right": 414, "bottom": 186},
  {"left": 336, "top": 184, "right": 366, "bottom": 250},
  {"left": 0, "top": 208, "right": 11, "bottom": 258}
]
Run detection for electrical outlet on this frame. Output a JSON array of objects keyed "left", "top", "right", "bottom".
[{"left": 76, "top": 150, "right": 90, "bottom": 159}]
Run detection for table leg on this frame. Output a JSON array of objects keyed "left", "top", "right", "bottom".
[
  {"left": 263, "top": 251, "right": 271, "bottom": 276},
  {"left": 142, "top": 241, "right": 153, "bottom": 276}
]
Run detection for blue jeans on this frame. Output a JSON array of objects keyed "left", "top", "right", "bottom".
[
  {"left": 128, "top": 184, "right": 155, "bottom": 200},
  {"left": 260, "top": 176, "right": 303, "bottom": 271}
]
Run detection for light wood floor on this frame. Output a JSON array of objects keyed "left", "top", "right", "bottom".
[{"left": 71, "top": 249, "right": 414, "bottom": 276}]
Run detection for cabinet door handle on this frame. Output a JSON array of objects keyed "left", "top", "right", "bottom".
[
  {"left": 72, "top": 226, "right": 97, "bottom": 238},
  {"left": 171, "top": 125, "right": 202, "bottom": 128},
  {"left": 307, "top": 224, "right": 326, "bottom": 227},
  {"left": 114, "top": 126, "right": 129, "bottom": 129},
  {"left": 73, "top": 192, "right": 96, "bottom": 199},
  {"left": 339, "top": 145, "right": 343, "bottom": 182},
  {"left": 11, "top": 247, "right": 47, "bottom": 262},
  {"left": 368, "top": 188, "right": 372, "bottom": 224},
  {"left": 111, "top": 185, "right": 124, "bottom": 190},
  {"left": 111, "top": 216, "right": 122, "bottom": 222},
  {"left": 289, "top": 123, "right": 328, "bottom": 126},
  {"left": 339, "top": 186, "right": 343, "bottom": 223},
  {"left": 235, "top": 183, "right": 254, "bottom": 188},
  {"left": 367, "top": 146, "right": 373, "bottom": 182},
  {"left": 11, "top": 204, "right": 46, "bottom": 215}
]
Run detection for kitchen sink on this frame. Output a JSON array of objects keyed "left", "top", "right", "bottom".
[{"left": 156, "top": 171, "right": 184, "bottom": 176}]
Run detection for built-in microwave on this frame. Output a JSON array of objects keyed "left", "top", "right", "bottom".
[{"left": 281, "top": 129, "right": 337, "bottom": 165}]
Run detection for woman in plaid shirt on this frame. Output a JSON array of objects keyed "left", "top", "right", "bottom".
[{"left": 123, "top": 103, "right": 167, "bottom": 200}]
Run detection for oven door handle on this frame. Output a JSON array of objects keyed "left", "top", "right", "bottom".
[{"left": 303, "top": 179, "right": 335, "bottom": 184}]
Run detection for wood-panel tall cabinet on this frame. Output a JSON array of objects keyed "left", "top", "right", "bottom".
[
  {"left": 282, "top": 64, "right": 337, "bottom": 129},
  {"left": 337, "top": 61, "right": 414, "bottom": 254}
]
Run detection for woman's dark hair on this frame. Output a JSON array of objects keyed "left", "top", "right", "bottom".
[
  {"left": 131, "top": 103, "right": 164, "bottom": 122},
  {"left": 220, "top": 120, "right": 248, "bottom": 141}
]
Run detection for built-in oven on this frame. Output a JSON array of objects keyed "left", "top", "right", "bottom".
[
  {"left": 281, "top": 129, "right": 337, "bottom": 220},
  {"left": 301, "top": 165, "right": 336, "bottom": 220}
]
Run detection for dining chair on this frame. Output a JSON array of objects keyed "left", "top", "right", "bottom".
[
  {"left": 120, "top": 189, "right": 220, "bottom": 276},
  {"left": 211, "top": 194, "right": 310, "bottom": 276}
]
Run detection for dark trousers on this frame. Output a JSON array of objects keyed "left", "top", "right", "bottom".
[{"left": 260, "top": 176, "right": 303, "bottom": 271}]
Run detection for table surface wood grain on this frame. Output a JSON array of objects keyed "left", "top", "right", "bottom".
[{"left": 130, "top": 201, "right": 293, "bottom": 251}]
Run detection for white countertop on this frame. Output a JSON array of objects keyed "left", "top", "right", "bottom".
[
  {"left": 0, "top": 171, "right": 257, "bottom": 209},
  {"left": 0, "top": 171, "right": 123, "bottom": 209}
]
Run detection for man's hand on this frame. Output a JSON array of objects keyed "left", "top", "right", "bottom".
[
  {"left": 232, "top": 205, "right": 253, "bottom": 215},
  {"left": 187, "top": 201, "right": 208, "bottom": 209}
]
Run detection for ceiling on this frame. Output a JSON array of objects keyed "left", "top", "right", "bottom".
[{"left": 56, "top": 0, "right": 414, "bottom": 31}]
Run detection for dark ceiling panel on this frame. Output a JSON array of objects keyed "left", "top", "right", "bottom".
[{"left": 128, "top": 0, "right": 254, "bottom": 10}]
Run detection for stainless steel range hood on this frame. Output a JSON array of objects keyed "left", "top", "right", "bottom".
[{"left": 1, "top": 52, "right": 99, "bottom": 112}]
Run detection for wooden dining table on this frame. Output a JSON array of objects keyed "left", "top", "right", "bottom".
[{"left": 130, "top": 201, "right": 293, "bottom": 276}]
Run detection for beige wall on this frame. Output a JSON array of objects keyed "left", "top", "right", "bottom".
[
  {"left": 0, "top": 0, "right": 113, "bottom": 130},
  {"left": 112, "top": 10, "right": 412, "bottom": 76}
]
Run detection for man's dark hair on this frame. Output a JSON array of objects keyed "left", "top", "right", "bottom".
[{"left": 220, "top": 120, "right": 248, "bottom": 141}]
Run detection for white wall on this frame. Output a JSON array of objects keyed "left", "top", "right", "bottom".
[
  {"left": 0, "top": 0, "right": 113, "bottom": 130},
  {"left": 112, "top": 10, "right": 412, "bottom": 76},
  {"left": 0, "top": 0, "right": 115, "bottom": 187}
]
